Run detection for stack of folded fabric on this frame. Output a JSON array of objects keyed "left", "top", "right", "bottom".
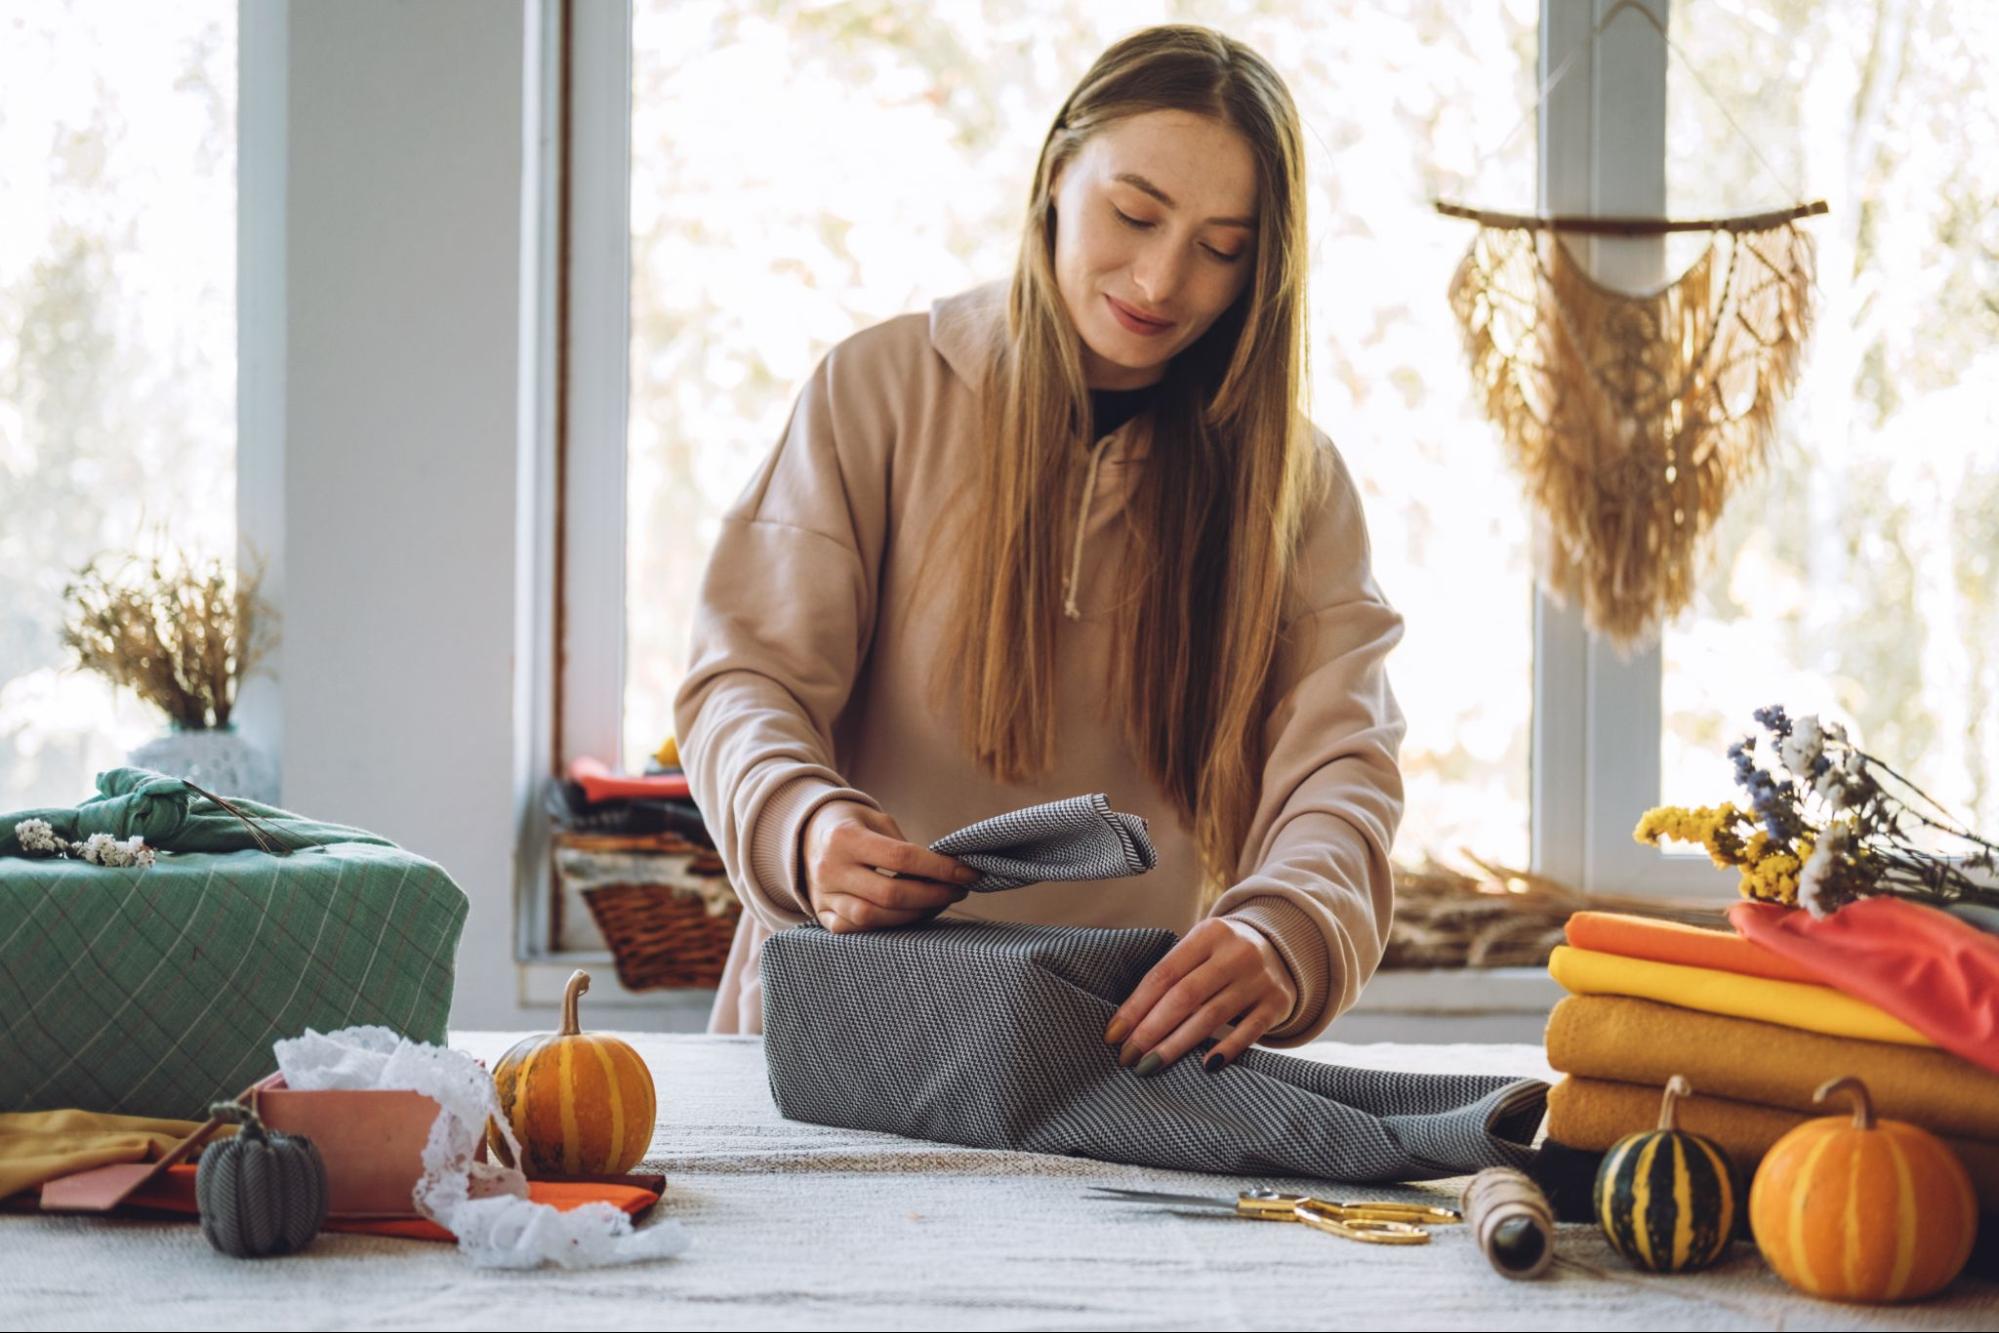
[
  {"left": 1543, "top": 899, "right": 1999, "bottom": 1217},
  {"left": 543, "top": 756, "right": 710, "bottom": 842}
]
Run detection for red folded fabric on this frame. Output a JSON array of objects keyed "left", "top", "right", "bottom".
[
  {"left": 1730, "top": 897, "right": 1999, "bottom": 1076},
  {"left": 569, "top": 755, "right": 690, "bottom": 804},
  {"left": 1564, "top": 910, "right": 1823, "bottom": 984},
  {"left": 109, "top": 1164, "right": 661, "bottom": 1242}
]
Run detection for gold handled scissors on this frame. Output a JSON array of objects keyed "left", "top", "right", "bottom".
[{"left": 1086, "top": 1185, "right": 1462, "bottom": 1245}]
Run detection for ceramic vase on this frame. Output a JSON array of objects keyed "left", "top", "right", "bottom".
[{"left": 127, "top": 723, "right": 279, "bottom": 804}]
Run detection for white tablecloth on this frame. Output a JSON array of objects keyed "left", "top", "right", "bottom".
[{"left": 4, "top": 1034, "right": 1994, "bottom": 1331}]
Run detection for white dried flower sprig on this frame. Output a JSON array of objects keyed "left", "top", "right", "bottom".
[
  {"left": 1796, "top": 821, "right": 1851, "bottom": 919},
  {"left": 10, "top": 820, "right": 156, "bottom": 868},
  {"left": 15, "top": 819, "right": 61, "bottom": 853},
  {"left": 1728, "top": 704, "right": 1999, "bottom": 917}
]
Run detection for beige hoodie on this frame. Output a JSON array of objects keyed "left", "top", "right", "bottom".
[{"left": 672, "top": 279, "right": 1407, "bottom": 1044}]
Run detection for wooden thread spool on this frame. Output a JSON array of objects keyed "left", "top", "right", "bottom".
[{"left": 1460, "top": 1166, "right": 1555, "bottom": 1279}]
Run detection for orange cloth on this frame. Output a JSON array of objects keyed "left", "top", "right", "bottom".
[
  {"left": 1731, "top": 898, "right": 1999, "bottom": 1076},
  {"left": 569, "top": 756, "right": 691, "bottom": 803},
  {"left": 111, "top": 1164, "right": 660, "bottom": 1242},
  {"left": 1564, "top": 910, "right": 1822, "bottom": 984},
  {"left": 1546, "top": 1075, "right": 1999, "bottom": 1214}
]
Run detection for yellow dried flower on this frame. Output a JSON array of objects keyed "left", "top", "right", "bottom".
[
  {"left": 1734, "top": 832, "right": 1814, "bottom": 905},
  {"left": 1634, "top": 803, "right": 1749, "bottom": 868}
]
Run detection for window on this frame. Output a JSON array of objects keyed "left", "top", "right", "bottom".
[
  {"left": 551, "top": 0, "right": 1994, "bottom": 957},
  {"left": 0, "top": 2, "right": 237, "bottom": 810}
]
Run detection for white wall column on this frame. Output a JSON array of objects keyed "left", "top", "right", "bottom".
[{"left": 249, "top": 0, "right": 547, "bottom": 1028}]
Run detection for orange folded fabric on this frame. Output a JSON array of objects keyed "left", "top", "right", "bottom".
[
  {"left": 1732, "top": 898, "right": 1999, "bottom": 1076},
  {"left": 1564, "top": 910, "right": 1822, "bottom": 984},
  {"left": 569, "top": 756, "right": 690, "bottom": 803},
  {"left": 107, "top": 1164, "right": 661, "bottom": 1241},
  {"left": 1546, "top": 1075, "right": 1999, "bottom": 1215}
]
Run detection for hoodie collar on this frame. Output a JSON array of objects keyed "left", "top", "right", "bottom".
[
  {"left": 929, "top": 279, "right": 1147, "bottom": 621},
  {"left": 928, "top": 279, "right": 1153, "bottom": 466}
]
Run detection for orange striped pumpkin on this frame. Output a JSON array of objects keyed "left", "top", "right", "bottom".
[
  {"left": 489, "top": 969, "right": 657, "bottom": 1177},
  {"left": 1749, "top": 1075, "right": 1977, "bottom": 1303}
]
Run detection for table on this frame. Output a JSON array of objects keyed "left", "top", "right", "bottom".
[{"left": 4, "top": 1035, "right": 1994, "bottom": 1330}]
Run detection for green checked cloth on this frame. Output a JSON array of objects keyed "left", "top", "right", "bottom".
[{"left": 1, "top": 769, "right": 468, "bottom": 1117}]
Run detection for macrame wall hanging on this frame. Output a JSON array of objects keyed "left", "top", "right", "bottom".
[{"left": 1435, "top": 0, "right": 1827, "bottom": 651}]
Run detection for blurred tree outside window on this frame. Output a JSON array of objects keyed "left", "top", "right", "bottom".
[
  {"left": 624, "top": 0, "right": 1541, "bottom": 872},
  {"left": 1659, "top": 0, "right": 1999, "bottom": 855},
  {"left": 0, "top": 2, "right": 237, "bottom": 811}
]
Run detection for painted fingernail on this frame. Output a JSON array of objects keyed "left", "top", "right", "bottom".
[
  {"left": 1103, "top": 1017, "right": 1130, "bottom": 1045},
  {"left": 1118, "top": 1043, "right": 1140, "bottom": 1069},
  {"left": 1203, "top": 1051, "right": 1229, "bottom": 1074},
  {"left": 1134, "top": 1052, "right": 1163, "bottom": 1078}
]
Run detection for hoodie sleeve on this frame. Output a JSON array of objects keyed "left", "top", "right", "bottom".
[
  {"left": 670, "top": 340, "right": 890, "bottom": 931},
  {"left": 1208, "top": 439, "right": 1408, "bottom": 1047}
]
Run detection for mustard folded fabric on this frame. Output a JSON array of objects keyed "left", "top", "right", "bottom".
[
  {"left": 1546, "top": 1075, "right": 1999, "bottom": 1215},
  {"left": 1546, "top": 994, "right": 1999, "bottom": 1141},
  {"left": 1548, "top": 944, "right": 1932, "bottom": 1048},
  {"left": 0, "top": 1109, "right": 208, "bottom": 1202}
]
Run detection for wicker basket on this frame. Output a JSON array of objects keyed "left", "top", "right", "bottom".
[{"left": 553, "top": 829, "right": 740, "bottom": 991}]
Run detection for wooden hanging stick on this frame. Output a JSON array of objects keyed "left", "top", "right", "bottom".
[{"left": 1432, "top": 199, "right": 1828, "bottom": 236}]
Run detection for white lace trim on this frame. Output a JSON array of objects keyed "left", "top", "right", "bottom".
[{"left": 273, "top": 1025, "right": 690, "bottom": 1269}]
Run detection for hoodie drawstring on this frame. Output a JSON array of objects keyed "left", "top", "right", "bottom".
[{"left": 1063, "top": 433, "right": 1117, "bottom": 620}]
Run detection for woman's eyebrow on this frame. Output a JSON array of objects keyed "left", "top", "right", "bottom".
[{"left": 1111, "top": 172, "right": 1256, "bottom": 230}]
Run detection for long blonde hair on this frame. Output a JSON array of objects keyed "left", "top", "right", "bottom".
[{"left": 926, "top": 24, "right": 1324, "bottom": 906}]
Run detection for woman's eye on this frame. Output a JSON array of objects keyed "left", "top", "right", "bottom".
[{"left": 1113, "top": 205, "right": 1243, "bottom": 264}]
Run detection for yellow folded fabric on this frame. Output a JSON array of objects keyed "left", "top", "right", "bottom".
[
  {"left": 0, "top": 1109, "right": 209, "bottom": 1202},
  {"left": 1548, "top": 943, "right": 1931, "bottom": 1048},
  {"left": 1545, "top": 994, "right": 1999, "bottom": 1140},
  {"left": 1546, "top": 1075, "right": 1999, "bottom": 1215}
]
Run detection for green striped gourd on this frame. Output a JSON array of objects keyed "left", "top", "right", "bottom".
[{"left": 1593, "top": 1074, "right": 1739, "bottom": 1273}]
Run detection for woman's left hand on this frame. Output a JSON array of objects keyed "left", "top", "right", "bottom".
[{"left": 1103, "top": 917, "right": 1297, "bottom": 1076}]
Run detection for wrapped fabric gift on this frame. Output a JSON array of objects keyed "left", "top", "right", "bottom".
[
  {"left": 1, "top": 770, "right": 468, "bottom": 1119},
  {"left": 762, "top": 918, "right": 1547, "bottom": 1181}
]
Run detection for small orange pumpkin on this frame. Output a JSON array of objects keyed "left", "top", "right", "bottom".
[
  {"left": 1749, "top": 1074, "right": 1978, "bottom": 1303},
  {"left": 489, "top": 969, "right": 657, "bottom": 1177}
]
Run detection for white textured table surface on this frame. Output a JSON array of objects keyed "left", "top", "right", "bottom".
[{"left": 4, "top": 1033, "right": 1994, "bottom": 1331}]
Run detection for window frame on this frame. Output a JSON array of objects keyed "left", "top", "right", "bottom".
[{"left": 520, "top": 0, "right": 633, "bottom": 967}]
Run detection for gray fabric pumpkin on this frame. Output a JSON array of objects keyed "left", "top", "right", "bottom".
[{"left": 195, "top": 1101, "right": 330, "bottom": 1258}]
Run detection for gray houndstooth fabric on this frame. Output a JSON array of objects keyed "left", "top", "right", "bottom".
[
  {"left": 761, "top": 918, "right": 1548, "bottom": 1182},
  {"left": 929, "top": 793, "right": 1156, "bottom": 892}
]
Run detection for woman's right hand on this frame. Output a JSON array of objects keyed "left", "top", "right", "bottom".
[{"left": 801, "top": 799, "right": 980, "bottom": 932}]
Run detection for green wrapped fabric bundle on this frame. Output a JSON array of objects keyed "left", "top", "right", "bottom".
[
  {"left": 0, "top": 767, "right": 392, "bottom": 857},
  {"left": 1, "top": 771, "right": 468, "bottom": 1117}
]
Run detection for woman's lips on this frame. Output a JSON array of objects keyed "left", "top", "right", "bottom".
[{"left": 1106, "top": 294, "right": 1175, "bottom": 336}]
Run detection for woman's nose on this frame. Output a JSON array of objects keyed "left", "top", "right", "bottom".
[{"left": 1129, "top": 242, "right": 1186, "bottom": 309}]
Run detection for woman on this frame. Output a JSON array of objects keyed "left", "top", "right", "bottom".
[{"left": 672, "top": 24, "right": 1406, "bottom": 1076}]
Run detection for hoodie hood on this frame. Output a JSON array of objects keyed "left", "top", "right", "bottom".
[
  {"left": 927, "top": 277, "right": 1008, "bottom": 392},
  {"left": 927, "top": 278, "right": 1148, "bottom": 618}
]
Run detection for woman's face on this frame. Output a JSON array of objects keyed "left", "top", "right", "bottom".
[{"left": 1049, "top": 109, "right": 1260, "bottom": 391}]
